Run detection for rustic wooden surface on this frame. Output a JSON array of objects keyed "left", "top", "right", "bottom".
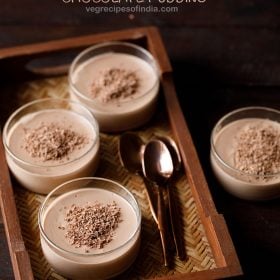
[{"left": 0, "top": 1, "right": 279, "bottom": 279}]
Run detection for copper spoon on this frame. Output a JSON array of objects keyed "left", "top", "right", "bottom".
[
  {"left": 118, "top": 132, "right": 158, "bottom": 223},
  {"left": 156, "top": 135, "right": 181, "bottom": 172},
  {"left": 155, "top": 135, "right": 185, "bottom": 261},
  {"left": 142, "top": 139, "right": 173, "bottom": 267}
]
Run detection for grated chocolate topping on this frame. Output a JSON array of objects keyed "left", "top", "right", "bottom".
[
  {"left": 90, "top": 68, "right": 139, "bottom": 103},
  {"left": 234, "top": 124, "right": 280, "bottom": 175},
  {"left": 23, "top": 122, "right": 88, "bottom": 161},
  {"left": 59, "top": 202, "right": 122, "bottom": 251}
]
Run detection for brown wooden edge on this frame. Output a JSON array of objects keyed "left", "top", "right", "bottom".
[
  {"left": 160, "top": 74, "right": 242, "bottom": 277},
  {"left": 0, "top": 134, "right": 34, "bottom": 280},
  {"left": 147, "top": 27, "right": 242, "bottom": 278},
  {"left": 0, "top": 26, "right": 242, "bottom": 279},
  {"left": 0, "top": 27, "right": 146, "bottom": 59},
  {"left": 0, "top": 26, "right": 170, "bottom": 75},
  {"left": 159, "top": 72, "right": 242, "bottom": 277}
]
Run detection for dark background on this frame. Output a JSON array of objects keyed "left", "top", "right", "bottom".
[{"left": 1, "top": 0, "right": 280, "bottom": 279}]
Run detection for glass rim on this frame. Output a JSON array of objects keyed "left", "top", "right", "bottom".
[
  {"left": 210, "top": 106, "right": 280, "bottom": 178},
  {"left": 2, "top": 98, "right": 99, "bottom": 169},
  {"left": 69, "top": 41, "right": 160, "bottom": 107},
  {"left": 38, "top": 177, "right": 142, "bottom": 258}
]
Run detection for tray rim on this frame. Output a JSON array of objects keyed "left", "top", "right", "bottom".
[{"left": 0, "top": 26, "right": 242, "bottom": 280}]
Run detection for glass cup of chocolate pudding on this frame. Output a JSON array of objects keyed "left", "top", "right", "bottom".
[
  {"left": 211, "top": 106, "right": 280, "bottom": 200},
  {"left": 2, "top": 98, "right": 100, "bottom": 194},
  {"left": 69, "top": 41, "right": 160, "bottom": 132},
  {"left": 38, "top": 177, "right": 141, "bottom": 280}
]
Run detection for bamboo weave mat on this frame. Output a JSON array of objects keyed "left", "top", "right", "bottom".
[{"left": 13, "top": 77, "right": 216, "bottom": 279}]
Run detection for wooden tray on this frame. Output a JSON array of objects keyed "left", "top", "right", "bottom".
[{"left": 0, "top": 26, "right": 242, "bottom": 280}]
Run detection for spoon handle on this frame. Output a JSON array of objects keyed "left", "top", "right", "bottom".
[
  {"left": 143, "top": 176, "right": 158, "bottom": 224},
  {"left": 157, "top": 186, "right": 169, "bottom": 267},
  {"left": 167, "top": 185, "right": 186, "bottom": 261}
]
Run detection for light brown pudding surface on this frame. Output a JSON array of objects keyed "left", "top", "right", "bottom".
[
  {"left": 72, "top": 52, "right": 157, "bottom": 107},
  {"left": 43, "top": 188, "right": 138, "bottom": 255},
  {"left": 214, "top": 118, "right": 280, "bottom": 176},
  {"left": 7, "top": 109, "right": 96, "bottom": 166},
  {"left": 70, "top": 52, "right": 159, "bottom": 132}
]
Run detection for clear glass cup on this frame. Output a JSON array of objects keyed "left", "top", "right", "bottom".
[
  {"left": 210, "top": 106, "right": 280, "bottom": 200},
  {"left": 2, "top": 98, "right": 99, "bottom": 194},
  {"left": 69, "top": 41, "right": 160, "bottom": 132},
  {"left": 38, "top": 177, "right": 141, "bottom": 280}
]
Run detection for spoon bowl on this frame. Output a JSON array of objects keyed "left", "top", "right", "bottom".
[
  {"left": 118, "top": 132, "right": 144, "bottom": 173},
  {"left": 143, "top": 140, "right": 174, "bottom": 182},
  {"left": 155, "top": 135, "right": 181, "bottom": 172},
  {"left": 118, "top": 132, "right": 157, "bottom": 223}
]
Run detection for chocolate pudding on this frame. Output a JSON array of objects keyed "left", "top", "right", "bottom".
[
  {"left": 70, "top": 42, "right": 159, "bottom": 132},
  {"left": 3, "top": 100, "right": 99, "bottom": 194},
  {"left": 39, "top": 179, "right": 141, "bottom": 280},
  {"left": 211, "top": 118, "right": 280, "bottom": 200}
]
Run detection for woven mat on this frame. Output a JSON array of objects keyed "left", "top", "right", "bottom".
[{"left": 13, "top": 77, "right": 216, "bottom": 280}]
